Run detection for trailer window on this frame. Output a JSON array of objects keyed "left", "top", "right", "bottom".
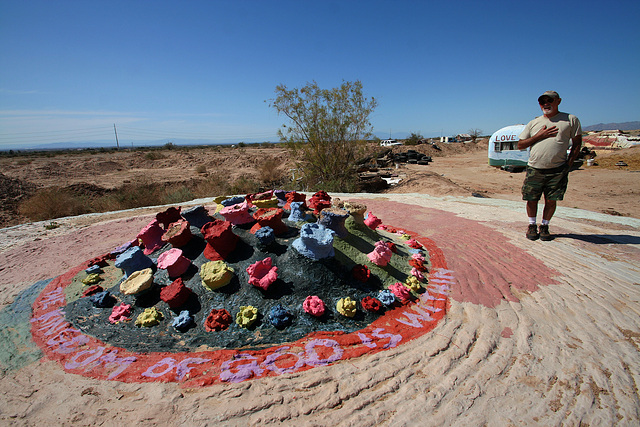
[{"left": 495, "top": 141, "right": 518, "bottom": 151}]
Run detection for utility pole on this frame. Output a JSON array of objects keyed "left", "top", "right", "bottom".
[{"left": 113, "top": 124, "right": 120, "bottom": 150}]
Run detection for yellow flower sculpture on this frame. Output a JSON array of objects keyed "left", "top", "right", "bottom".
[
  {"left": 337, "top": 297, "right": 357, "bottom": 318},
  {"left": 82, "top": 273, "right": 102, "bottom": 285},
  {"left": 405, "top": 276, "right": 423, "bottom": 292},
  {"left": 200, "top": 261, "right": 234, "bottom": 290},
  {"left": 135, "top": 307, "right": 164, "bottom": 327},
  {"left": 236, "top": 305, "right": 258, "bottom": 328}
]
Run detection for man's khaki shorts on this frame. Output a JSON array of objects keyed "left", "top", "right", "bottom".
[{"left": 521, "top": 164, "right": 569, "bottom": 201}]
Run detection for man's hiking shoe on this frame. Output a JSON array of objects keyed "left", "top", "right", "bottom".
[
  {"left": 526, "top": 224, "right": 539, "bottom": 240},
  {"left": 539, "top": 224, "right": 552, "bottom": 241}
]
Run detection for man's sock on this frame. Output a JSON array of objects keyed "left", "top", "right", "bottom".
[
  {"left": 528, "top": 217, "right": 537, "bottom": 225},
  {"left": 541, "top": 219, "right": 550, "bottom": 226}
]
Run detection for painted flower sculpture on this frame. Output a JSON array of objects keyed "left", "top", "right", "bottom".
[
  {"left": 352, "top": 264, "right": 371, "bottom": 283},
  {"left": 109, "top": 303, "right": 132, "bottom": 324},
  {"left": 201, "top": 220, "right": 239, "bottom": 261},
  {"left": 120, "top": 268, "right": 154, "bottom": 296},
  {"left": 364, "top": 212, "right": 382, "bottom": 229},
  {"left": 160, "top": 277, "right": 193, "bottom": 308},
  {"left": 200, "top": 261, "right": 234, "bottom": 291},
  {"left": 361, "top": 296, "right": 383, "bottom": 313},
  {"left": 157, "top": 248, "right": 191, "bottom": 278},
  {"left": 406, "top": 238, "right": 423, "bottom": 249},
  {"left": 411, "top": 268, "right": 425, "bottom": 281},
  {"left": 367, "top": 241, "right": 392, "bottom": 267},
  {"left": 204, "top": 308, "right": 232, "bottom": 332},
  {"left": 135, "top": 307, "right": 163, "bottom": 327},
  {"left": 377, "top": 289, "right": 396, "bottom": 306},
  {"left": 82, "top": 273, "right": 102, "bottom": 285},
  {"left": 136, "top": 219, "right": 165, "bottom": 255},
  {"left": 337, "top": 297, "right": 357, "bottom": 317},
  {"left": 161, "top": 219, "right": 193, "bottom": 247},
  {"left": 405, "top": 276, "right": 423, "bottom": 292},
  {"left": 389, "top": 282, "right": 411, "bottom": 302},
  {"left": 236, "top": 305, "right": 258, "bottom": 328},
  {"left": 246, "top": 257, "right": 278, "bottom": 291},
  {"left": 269, "top": 304, "right": 293, "bottom": 328},
  {"left": 172, "top": 310, "right": 194, "bottom": 332},
  {"left": 303, "top": 295, "right": 326, "bottom": 317}
]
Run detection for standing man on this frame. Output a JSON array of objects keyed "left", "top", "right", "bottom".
[{"left": 518, "top": 91, "right": 582, "bottom": 241}]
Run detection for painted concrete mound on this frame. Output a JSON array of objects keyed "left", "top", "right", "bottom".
[{"left": 29, "top": 190, "right": 450, "bottom": 387}]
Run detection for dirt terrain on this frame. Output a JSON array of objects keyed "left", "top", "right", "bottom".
[
  {"left": 1, "top": 142, "right": 639, "bottom": 426},
  {"left": 1, "top": 141, "right": 639, "bottom": 228}
]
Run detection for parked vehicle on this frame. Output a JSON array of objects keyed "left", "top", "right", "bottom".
[{"left": 380, "top": 139, "right": 402, "bottom": 147}]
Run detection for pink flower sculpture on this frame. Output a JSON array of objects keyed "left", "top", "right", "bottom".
[
  {"left": 157, "top": 248, "right": 191, "bottom": 278},
  {"left": 406, "top": 238, "right": 423, "bottom": 249},
  {"left": 411, "top": 253, "right": 426, "bottom": 263},
  {"left": 352, "top": 264, "right": 371, "bottom": 283},
  {"left": 303, "top": 295, "right": 326, "bottom": 317},
  {"left": 109, "top": 303, "right": 132, "bottom": 324},
  {"left": 364, "top": 212, "right": 382, "bottom": 229},
  {"left": 367, "top": 241, "right": 392, "bottom": 267},
  {"left": 246, "top": 257, "right": 278, "bottom": 291},
  {"left": 220, "top": 201, "right": 255, "bottom": 225},
  {"left": 137, "top": 219, "right": 165, "bottom": 255},
  {"left": 389, "top": 282, "right": 411, "bottom": 302},
  {"left": 411, "top": 268, "right": 425, "bottom": 281}
]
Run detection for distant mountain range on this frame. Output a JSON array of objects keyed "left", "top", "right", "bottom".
[{"left": 583, "top": 121, "right": 640, "bottom": 132}]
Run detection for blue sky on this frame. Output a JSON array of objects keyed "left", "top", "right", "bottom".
[{"left": 1, "top": 0, "right": 639, "bottom": 149}]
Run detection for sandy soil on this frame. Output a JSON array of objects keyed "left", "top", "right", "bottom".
[
  {"left": 1, "top": 144, "right": 639, "bottom": 425},
  {"left": 383, "top": 144, "right": 640, "bottom": 219}
]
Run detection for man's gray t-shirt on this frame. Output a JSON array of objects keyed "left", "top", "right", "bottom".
[{"left": 519, "top": 112, "right": 582, "bottom": 169}]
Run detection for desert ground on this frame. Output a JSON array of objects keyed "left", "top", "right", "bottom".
[
  {"left": 1, "top": 141, "right": 639, "bottom": 228},
  {"left": 1, "top": 142, "right": 639, "bottom": 425}
]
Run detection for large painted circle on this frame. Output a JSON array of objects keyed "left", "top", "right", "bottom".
[{"left": 30, "top": 213, "right": 450, "bottom": 387}]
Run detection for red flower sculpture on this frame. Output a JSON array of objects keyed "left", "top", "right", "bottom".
[
  {"left": 361, "top": 296, "right": 383, "bottom": 313},
  {"left": 204, "top": 308, "right": 233, "bottom": 332},
  {"left": 352, "top": 264, "right": 371, "bottom": 283}
]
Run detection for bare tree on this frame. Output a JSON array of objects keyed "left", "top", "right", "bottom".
[{"left": 468, "top": 129, "right": 483, "bottom": 142}]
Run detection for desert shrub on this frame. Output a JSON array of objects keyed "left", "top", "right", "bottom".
[
  {"left": 162, "top": 184, "right": 194, "bottom": 204},
  {"left": 229, "top": 175, "right": 261, "bottom": 195},
  {"left": 19, "top": 187, "right": 90, "bottom": 221},
  {"left": 269, "top": 80, "right": 377, "bottom": 192},
  {"left": 195, "top": 164, "right": 207, "bottom": 174},
  {"left": 257, "top": 156, "right": 285, "bottom": 185},
  {"left": 404, "top": 132, "right": 423, "bottom": 146},
  {"left": 93, "top": 183, "right": 162, "bottom": 211},
  {"left": 145, "top": 151, "right": 167, "bottom": 161},
  {"left": 193, "top": 175, "right": 233, "bottom": 198}
]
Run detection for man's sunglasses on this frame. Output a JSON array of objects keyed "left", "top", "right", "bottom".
[{"left": 538, "top": 97, "right": 555, "bottom": 105}]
